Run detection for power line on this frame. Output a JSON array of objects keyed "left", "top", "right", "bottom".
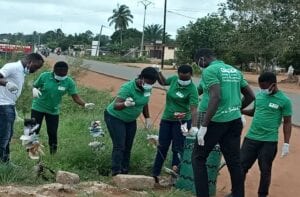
[{"left": 167, "top": 10, "right": 197, "bottom": 20}]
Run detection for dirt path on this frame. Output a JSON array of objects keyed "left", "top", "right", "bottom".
[{"left": 78, "top": 70, "right": 300, "bottom": 197}]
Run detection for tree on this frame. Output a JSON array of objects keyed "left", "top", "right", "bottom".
[
  {"left": 108, "top": 4, "right": 134, "bottom": 45},
  {"left": 144, "top": 24, "right": 163, "bottom": 43}
]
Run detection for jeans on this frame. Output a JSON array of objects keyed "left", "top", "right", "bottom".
[
  {"left": 152, "top": 119, "right": 191, "bottom": 177},
  {"left": 192, "top": 118, "right": 244, "bottom": 197},
  {"left": 241, "top": 138, "right": 277, "bottom": 197},
  {"left": 104, "top": 110, "right": 137, "bottom": 175},
  {"left": 0, "top": 105, "right": 16, "bottom": 162},
  {"left": 31, "top": 109, "right": 59, "bottom": 154}
]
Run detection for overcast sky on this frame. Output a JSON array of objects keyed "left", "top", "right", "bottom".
[{"left": 0, "top": 0, "right": 225, "bottom": 38}]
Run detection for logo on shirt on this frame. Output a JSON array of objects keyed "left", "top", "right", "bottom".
[
  {"left": 269, "top": 103, "right": 279, "bottom": 109},
  {"left": 176, "top": 91, "right": 184, "bottom": 98},
  {"left": 58, "top": 86, "right": 66, "bottom": 91}
]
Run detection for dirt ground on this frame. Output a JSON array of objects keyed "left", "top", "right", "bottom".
[{"left": 77, "top": 69, "right": 300, "bottom": 197}]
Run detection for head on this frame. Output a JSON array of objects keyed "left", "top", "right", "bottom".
[
  {"left": 258, "top": 72, "right": 277, "bottom": 95},
  {"left": 137, "top": 67, "right": 158, "bottom": 90},
  {"left": 194, "top": 48, "right": 216, "bottom": 68},
  {"left": 53, "top": 61, "right": 69, "bottom": 81},
  {"left": 177, "top": 65, "right": 193, "bottom": 86},
  {"left": 23, "top": 53, "right": 44, "bottom": 74}
]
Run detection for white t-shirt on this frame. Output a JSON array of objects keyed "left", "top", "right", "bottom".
[{"left": 0, "top": 60, "right": 25, "bottom": 105}]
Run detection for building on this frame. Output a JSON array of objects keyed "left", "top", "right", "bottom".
[{"left": 144, "top": 41, "right": 176, "bottom": 60}]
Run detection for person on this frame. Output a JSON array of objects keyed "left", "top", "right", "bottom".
[
  {"left": 0, "top": 53, "right": 44, "bottom": 163},
  {"left": 31, "top": 61, "right": 95, "bottom": 154},
  {"left": 152, "top": 65, "right": 199, "bottom": 184},
  {"left": 241, "top": 72, "right": 292, "bottom": 197},
  {"left": 104, "top": 67, "right": 158, "bottom": 176},
  {"left": 192, "top": 48, "right": 255, "bottom": 197}
]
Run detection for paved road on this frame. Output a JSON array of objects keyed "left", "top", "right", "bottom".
[{"left": 50, "top": 54, "right": 300, "bottom": 126}]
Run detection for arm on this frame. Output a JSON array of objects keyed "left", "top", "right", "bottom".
[
  {"left": 242, "top": 108, "right": 255, "bottom": 117},
  {"left": 241, "top": 85, "right": 255, "bottom": 109},
  {"left": 202, "top": 84, "right": 221, "bottom": 127},
  {"left": 157, "top": 71, "right": 167, "bottom": 86},
  {"left": 190, "top": 105, "right": 198, "bottom": 127},
  {"left": 143, "top": 104, "right": 150, "bottom": 118},
  {"left": 71, "top": 94, "right": 86, "bottom": 107},
  {"left": 0, "top": 73, "right": 7, "bottom": 86},
  {"left": 283, "top": 116, "right": 292, "bottom": 144},
  {"left": 198, "top": 88, "right": 203, "bottom": 96},
  {"left": 113, "top": 97, "right": 127, "bottom": 110}
]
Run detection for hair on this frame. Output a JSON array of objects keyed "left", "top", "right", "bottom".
[
  {"left": 139, "top": 67, "right": 158, "bottom": 81},
  {"left": 178, "top": 65, "right": 193, "bottom": 75},
  {"left": 258, "top": 72, "right": 277, "bottom": 84},
  {"left": 54, "top": 61, "right": 69, "bottom": 71},
  {"left": 25, "top": 53, "right": 44, "bottom": 63},
  {"left": 194, "top": 48, "right": 215, "bottom": 62}
]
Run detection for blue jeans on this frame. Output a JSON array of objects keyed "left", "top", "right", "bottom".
[
  {"left": 104, "top": 110, "right": 137, "bottom": 175},
  {"left": 152, "top": 119, "right": 191, "bottom": 177},
  {"left": 0, "top": 105, "right": 16, "bottom": 163}
]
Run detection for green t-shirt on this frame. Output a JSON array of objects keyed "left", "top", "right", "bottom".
[
  {"left": 32, "top": 72, "right": 78, "bottom": 115},
  {"left": 107, "top": 80, "right": 151, "bottom": 122},
  {"left": 162, "top": 75, "right": 199, "bottom": 121},
  {"left": 198, "top": 79, "right": 209, "bottom": 112},
  {"left": 246, "top": 91, "right": 292, "bottom": 142},
  {"left": 202, "top": 60, "right": 248, "bottom": 122}
]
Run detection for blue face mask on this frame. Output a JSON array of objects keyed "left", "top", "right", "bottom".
[
  {"left": 54, "top": 74, "right": 67, "bottom": 81},
  {"left": 260, "top": 83, "right": 275, "bottom": 95},
  {"left": 142, "top": 83, "right": 153, "bottom": 91},
  {"left": 178, "top": 79, "right": 191, "bottom": 86}
]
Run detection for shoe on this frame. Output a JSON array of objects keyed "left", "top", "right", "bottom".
[
  {"left": 153, "top": 176, "right": 159, "bottom": 183},
  {"left": 224, "top": 193, "right": 232, "bottom": 197}
]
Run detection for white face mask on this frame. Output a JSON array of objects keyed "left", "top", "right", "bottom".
[
  {"left": 24, "top": 67, "right": 30, "bottom": 75},
  {"left": 54, "top": 74, "right": 67, "bottom": 81},
  {"left": 178, "top": 79, "right": 191, "bottom": 86},
  {"left": 260, "top": 89, "right": 271, "bottom": 95},
  {"left": 142, "top": 83, "right": 153, "bottom": 91}
]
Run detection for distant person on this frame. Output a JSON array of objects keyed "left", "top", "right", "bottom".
[
  {"left": 104, "top": 67, "right": 158, "bottom": 176},
  {"left": 241, "top": 72, "right": 292, "bottom": 197},
  {"left": 31, "top": 61, "right": 95, "bottom": 154},
  {"left": 192, "top": 48, "right": 255, "bottom": 197},
  {"left": 152, "top": 65, "right": 199, "bottom": 184},
  {"left": 0, "top": 53, "right": 44, "bottom": 164}
]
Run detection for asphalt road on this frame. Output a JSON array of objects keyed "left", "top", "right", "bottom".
[{"left": 50, "top": 54, "right": 300, "bottom": 126}]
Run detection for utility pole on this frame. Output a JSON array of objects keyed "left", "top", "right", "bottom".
[
  {"left": 139, "top": 0, "right": 153, "bottom": 57},
  {"left": 96, "top": 25, "right": 105, "bottom": 57},
  {"left": 161, "top": 0, "right": 167, "bottom": 69}
]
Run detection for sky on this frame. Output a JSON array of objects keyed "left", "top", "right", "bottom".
[{"left": 0, "top": 0, "right": 225, "bottom": 38}]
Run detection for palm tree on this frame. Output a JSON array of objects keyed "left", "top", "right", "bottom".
[
  {"left": 144, "top": 24, "right": 163, "bottom": 43},
  {"left": 108, "top": 4, "right": 133, "bottom": 45}
]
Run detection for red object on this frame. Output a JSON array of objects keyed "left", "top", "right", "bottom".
[{"left": 0, "top": 43, "right": 32, "bottom": 54}]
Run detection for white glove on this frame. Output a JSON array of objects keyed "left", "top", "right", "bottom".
[
  {"left": 32, "top": 87, "right": 42, "bottom": 98},
  {"left": 84, "top": 103, "right": 95, "bottom": 109},
  {"left": 181, "top": 123, "right": 189, "bottom": 136},
  {"left": 6, "top": 82, "right": 18, "bottom": 93},
  {"left": 281, "top": 143, "right": 289, "bottom": 157},
  {"left": 145, "top": 118, "right": 152, "bottom": 129},
  {"left": 124, "top": 97, "right": 135, "bottom": 107},
  {"left": 152, "top": 64, "right": 160, "bottom": 72},
  {"left": 241, "top": 115, "right": 246, "bottom": 127},
  {"left": 197, "top": 126, "right": 207, "bottom": 146},
  {"left": 188, "top": 127, "right": 198, "bottom": 137}
]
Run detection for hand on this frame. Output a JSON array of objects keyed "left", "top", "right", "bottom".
[
  {"left": 84, "top": 103, "right": 95, "bottom": 109},
  {"left": 281, "top": 143, "right": 289, "bottom": 157},
  {"left": 197, "top": 126, "right": 207, "bottom": 146},
  {"left": 6, "top": 82, "right": 18, "bottom": 93},
  {"left": 181, "top": 123, "right": 188, "bottom": 136},
  {"left": 124, "top": 97, "right": 135, "bottom": 107},
  {"left": 145, "top": 118, "right": 152, "bottom": 129},
  {"left": 152, "top": 64, "right": 160, "bottom": 72},
  {"left": 241, "top": 115, "right": 246, "bottom": 127},
  {"left": 32, "top": 87, "right": 42, "bottom": 98},
  {"left": 188, "top": 127, "right": 198, "bottom": 137}
]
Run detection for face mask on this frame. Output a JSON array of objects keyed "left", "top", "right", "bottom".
[
  {"left": 260, "top": 89, "right": 271, "bottom": 95},
  {"left": 24, "top": 67, "right": 30, "bottom": 75},
  {"left": 54, "top": 74, "right": 67, "bottom": 81},
  {"left": 142, "top": 83, "right": 153, "bottom": 91},
  {"left": 178, "top": 79, "right": 191, "bottom": 86}
]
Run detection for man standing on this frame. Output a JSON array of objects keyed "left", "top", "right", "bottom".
[
  {"left": 192, "top": 48, "right": 254, "bottom": 197},
  {"left": 0, "top": 53, "right": 44, "bottom": 163},
  {"left": 241, "top": 72, "right": 292, "bottom": 197}
]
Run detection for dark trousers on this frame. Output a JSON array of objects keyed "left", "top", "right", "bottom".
[
  {"left": 31, "top": 109, "right": 59, "bottom": 154},
  {"left": 192, "top": 118, "right": 244, "bottom": 197},
  {"left": 241, "top": 138, "right": 277, "bottom": 197},
  {"left": 104, "top": 110, "right": 137, "bottom": 175},
  {"left": 0, "top": 105, "right": 15, "bottom": 162},
  {"left": 152, "top": 119, "right": 191, "bottom": 177}
]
